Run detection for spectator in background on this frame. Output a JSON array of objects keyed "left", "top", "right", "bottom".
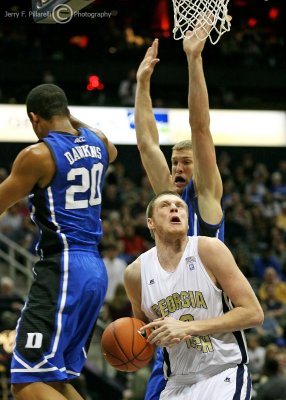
[
  {"left": 270, "top": 172, "right": 286, "bottom": 201},
  {"left": 258, "top": 267, "right": 286, "bottom": 305},
  {"left": 15, "top": 215, "right": 38, "bottom": 253},
  {"left": 104, "top": 283, "right": 132, "bottom": 322},
  {"left": 0, "top": 204, "right": 22, "bottom": 241},
  {"left": 118, "top": 69, "right": 137, "bottom": 106},
  {"left": 121, "top": 225, "right": 147, "bottom": 263},
  {"left": 261, "top": 284, "right": 286, "bottom": 331},
  {"left": 276, "top": 201, "right": 286, "bottom": 232},
  {"left": 270, "top": 227, "right": 286, "bottom": 268},
  {"left": 0, "top": 276, "right": 25, "bottom": 330},
  {"left": 253, "top": 301, "right": 284, "bottom": 347},
  {"left": 260, "top": 191, "right": 281, "bottom": 221},
  {"left": 103, "top": 242, "right": 127, "bottom": 302},
  {"left": 248, "top": 204, "right": 269, "bottom": 246},
  {"left": 278, "top": 160, "right": 286, "bottom": 184},
  {"left": 105, "top": 162, "right": 126, "bottom": 187},
  {"left": 233, "top": 165, "right": 250, "bottom": 194},
  {"left": 247, "top": 333, "right": 266, "bottom": 383},
  {"left": 245, "top": 180, "right": 267, "bottom": 204},
  {"left": 253, "top": 244, "right": 282, "bottom": 279},
  {"left": 100, "top": 219, "right": 119, "bottom": 250},
  {"left": 255, "top": 357, "right": 286, "bottom": 400},
  {"left": 102, "top": 184, "right": 123, "bottom": 217}
]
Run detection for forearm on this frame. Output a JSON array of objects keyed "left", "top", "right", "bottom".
[
  {"left": 143, "top": 306, "right": 263, "bottom": 346},
  {"left": 69, "top": 115, "right": 88, "bottom": 130},
  {"left": 134, "top": 84, "right": 172, "bottom": 193},
  {"left": 188, "top": 307, "right": 263, "bottom": 336},
  {"left": 187, "top": 54, "right": 210, "bottom": 134},
  {"left": 135, "top": 82, "right": 159, "bottom": 149},
  {"left": 186, "top": 52, "right": 221, "bottom": 196}
]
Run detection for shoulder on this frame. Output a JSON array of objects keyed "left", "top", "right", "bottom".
[
  {"left": 14, "top": 142, "right": 51, "bottom": 166},
  {"left": 197, "top": 236, "right": 228, "bottom": 274},
  {"left": 197, "top": 236, "right": 223, "bottom": 252},
  {"left": 89, "top": 127, "right": 108, "bottom": 143},
  {"left": 124, "top": 257, "right": 141, "bottom": 281},
  {"left": 86, "top": 128, "right": 117, "bottom": 163},
  {"left": 124, "top": 258, "right": 142, "bottom": 296}
]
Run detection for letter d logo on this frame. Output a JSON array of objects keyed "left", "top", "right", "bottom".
[{"left": 25, "top": 333, "right": 43, "bottom": 349}]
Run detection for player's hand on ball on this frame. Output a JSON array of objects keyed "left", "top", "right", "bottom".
[{"left": 141, "top": 317, "right": 191, "bottom": 347}]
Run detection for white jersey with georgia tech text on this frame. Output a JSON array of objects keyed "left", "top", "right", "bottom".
[{"left": 140, "top": 236, "right": 249, "bottom": 385}]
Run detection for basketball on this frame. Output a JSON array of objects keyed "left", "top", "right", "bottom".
[{"left": 101, "top": 317, "right": 155, "bottom": 372}]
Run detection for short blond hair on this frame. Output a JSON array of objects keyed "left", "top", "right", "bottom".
[{"left": 172, "top": 140, "right": 192, "bottom": 151}]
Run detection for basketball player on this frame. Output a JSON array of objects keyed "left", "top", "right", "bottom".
[
  {"left": 124, "top": 191, "right": 264, "bottom": 400},
  {"left": 135, "top": 21, "right": 224, "bottom": 400},
  {"left": 0, "top": 84, "right": 117, "bottom": 400}
]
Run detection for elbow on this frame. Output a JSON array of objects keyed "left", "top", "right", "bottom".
[
  {"left": 137, "top": 140, "right": 149, "bottom": 153},
  {"left": 252, "top": 306, "right": 264, "bottom": 327}
]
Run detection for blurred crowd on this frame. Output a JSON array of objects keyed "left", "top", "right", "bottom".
[
  {"left": 2, "top": 148, "right": 286, "bottom": 398},
  {"left": 0, "top": 0, "right": 284, "bottom": 108}
]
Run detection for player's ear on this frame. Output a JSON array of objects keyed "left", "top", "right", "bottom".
[
  {"left": 28, "top": 112, "right": 39, "bottom": 124},
  {"left": 147, "top": 218, "right": 155, "bottom": 239},
  {"left": 147, "top": 217, "right": 154, "bottom": 230}
]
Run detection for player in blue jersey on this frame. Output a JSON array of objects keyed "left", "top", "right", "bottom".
[
  {"left": 135, "top": 23, "right": 224, "bottom": 400},
  {"left": 0, "top": 84, "right": 117, "bottom": 400}
]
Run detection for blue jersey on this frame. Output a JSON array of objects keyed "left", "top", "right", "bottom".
[
  {"left": 30, "top": 128, "right": 109, "bottom": 257},
  {"left": 182, "top": 179, "right": 224, "bottom": 240}
]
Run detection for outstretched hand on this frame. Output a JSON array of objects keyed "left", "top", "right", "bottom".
[
  {"left": 136, "top": 39, "right": 160, "bottom": 84},
  {"left": 141, "top": 317, "right": 191, "bottom": 348},
  {"left": 183, "top": 13, "right": 214, "bottom": 56},
  {"left": 183, "top": 14, "right": 232, "bottom": 56}
]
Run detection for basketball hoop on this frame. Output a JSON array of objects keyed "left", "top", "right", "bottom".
[{"left": 171, "top": 0, "right": 231, "bottom": 44}]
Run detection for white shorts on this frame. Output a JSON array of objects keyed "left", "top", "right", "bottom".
[{"left": 160, "top": 365, "right": 251, "bottom": 400}]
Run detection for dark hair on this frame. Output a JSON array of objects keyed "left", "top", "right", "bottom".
[
  {"left": 146, "top": 191, "right": 182, "bottom": 219},
  {"left": 26, "top": 84, "right": 69, "bottom": 120},
  {"left": 263, "top": 357, "right": 279, "bottom": 377}
]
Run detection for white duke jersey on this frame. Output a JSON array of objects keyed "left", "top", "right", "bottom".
[{"left": 140, "top": 236, "right": 248, "bottom": 385}]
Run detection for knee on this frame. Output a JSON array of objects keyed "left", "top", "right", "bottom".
[
  {"left": 49, "top": 380, "right": 67, "bottom": 393},
  {"left": 11, "top": 383, "right": 25, "bottom": 400},
  {"left": 11, "top": 383, "right": 41, "bottom": 400}
]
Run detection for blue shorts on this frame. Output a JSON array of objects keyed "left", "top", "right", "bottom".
[
  {"left": 11, "top": 251, "right": 107, "bottom": 384},
  {"left": 145, "top": 347, "right": 167, "bottom": 400}
]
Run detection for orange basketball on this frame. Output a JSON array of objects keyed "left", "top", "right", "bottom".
[{"left": 101, "top": 317, "right": 155, "bottom": 372}]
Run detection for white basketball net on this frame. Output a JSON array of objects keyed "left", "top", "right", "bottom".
[{"left": 172, "top": 0, "right": 231, "bottom": 44}]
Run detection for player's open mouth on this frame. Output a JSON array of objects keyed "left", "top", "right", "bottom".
[
  {"left": 171, "top": 216, "right": 181, "bottom": 223},
  {"left": 174, "top": 176, "right": 186, "bottom": 184}
]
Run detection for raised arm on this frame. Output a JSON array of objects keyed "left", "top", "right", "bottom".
[
  {"left": 135, "top": 39, "right": 173, "bottom": 194},
  {"left": 183, "top": 21, "right": 223, "bottom": 223}
]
